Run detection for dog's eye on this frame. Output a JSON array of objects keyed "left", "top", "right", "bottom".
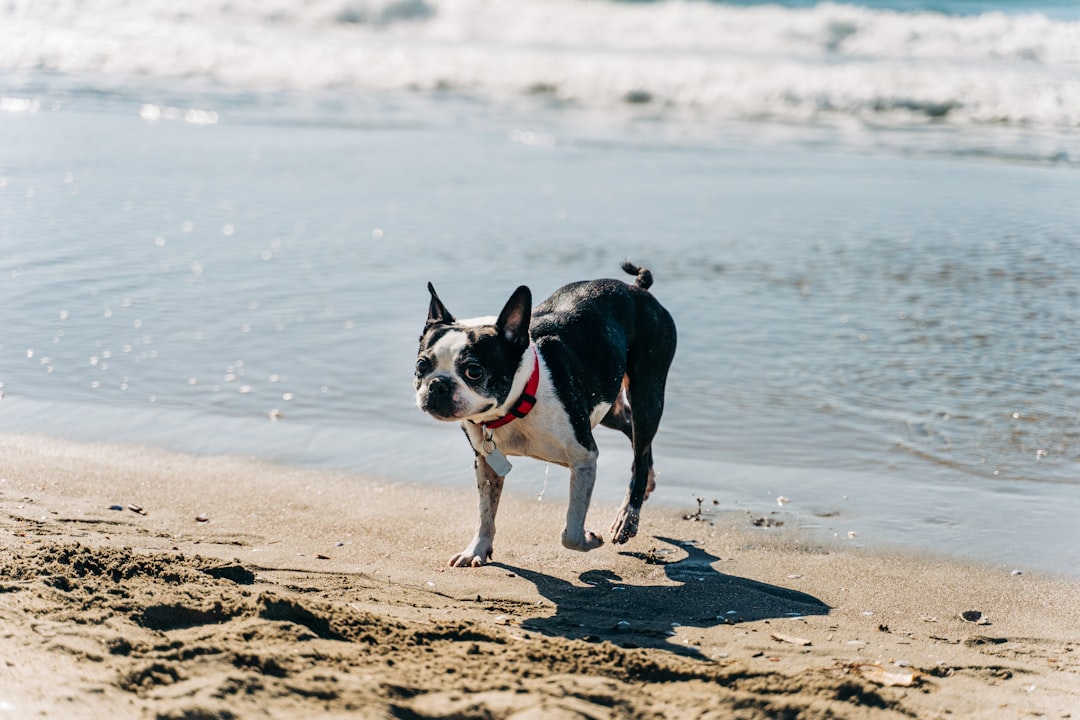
[
  {"left": 415, "top": 358, "right": 432, "bottom": 375},
  {"left": 463, "top": 363, "right": 485, "bottom": 381}
]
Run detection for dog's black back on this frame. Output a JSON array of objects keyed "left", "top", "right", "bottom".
[{"left": 531, "top": 270, "right": 676, "bottom": 453}]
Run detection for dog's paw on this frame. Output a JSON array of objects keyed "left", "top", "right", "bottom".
[
  {"left": 609, "top": 505, "right": 640, "bottom": 545},
  {"left": 561, "top": 529, "right": 604, "bottom": 552},
  {"left": 448, "top": 540, "right": 493, "bottom": 568}
]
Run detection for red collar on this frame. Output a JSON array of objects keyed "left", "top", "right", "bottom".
[{"left": 483, "top": 345, "right": 540, "bottom": 430}]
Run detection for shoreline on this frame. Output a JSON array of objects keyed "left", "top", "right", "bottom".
[
  {"left": 2, "top": 432, "right": 1078, "bottom": 718},
  {"left": 4, "top": 394, "right": 1078, "bottom": 580}
]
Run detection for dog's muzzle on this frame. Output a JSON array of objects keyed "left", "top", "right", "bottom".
[{"left": 420, "top": 376, "right": 458, "bottom": 420}]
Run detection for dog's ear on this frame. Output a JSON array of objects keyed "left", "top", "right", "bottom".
[
  {"left": 426, "top": 282, "right": 456, "bottom": 327},
  {"left": 496, "top": 285, "right": 532, "bottom": 350}
]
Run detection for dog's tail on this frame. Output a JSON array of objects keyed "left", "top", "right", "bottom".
[{"left": 621, "top": 261, "right": 653, "bottom": 290}]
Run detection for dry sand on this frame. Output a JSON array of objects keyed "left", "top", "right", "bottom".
[{"left": 1, "top": 432, "right": 1077, "bottom": 719}]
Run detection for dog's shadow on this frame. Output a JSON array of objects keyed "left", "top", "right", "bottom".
[{"left": 492, "top": 536, "right": 829, "bottom": 659}]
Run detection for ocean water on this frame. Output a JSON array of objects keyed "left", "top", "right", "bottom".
[{"left": 2, "top": 0, "right": 1079, "bottom": 574}]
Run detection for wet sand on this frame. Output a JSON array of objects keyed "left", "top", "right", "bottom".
[{"left": 1, "top": 433, "right": 1077, "bottom": 719}]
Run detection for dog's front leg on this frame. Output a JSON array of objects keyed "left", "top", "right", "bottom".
[
  {"left": 449, "top": 455, "right": 504, "bottom": 567},
  {"left": 561, "top": 457, "right": 605, "bottom": 552}
]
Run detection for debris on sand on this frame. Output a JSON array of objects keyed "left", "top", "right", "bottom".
[
  {"left": 683, "top": 497, "right": 706, "bottom": 521},
  {"left": 771, "top": 632, "right": 812, "bottom": 646},
  {"left": 828, "top": 662, "right": 923, "bottom": 688}
]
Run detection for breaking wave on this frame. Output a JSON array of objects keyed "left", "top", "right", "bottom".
[{"left": 2, "top": 0, "right": 1078, "bottom": 157}]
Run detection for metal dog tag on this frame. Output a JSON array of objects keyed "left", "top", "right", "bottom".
[{"left": 484, "top": 448, "right": 513, "bottom": 477}]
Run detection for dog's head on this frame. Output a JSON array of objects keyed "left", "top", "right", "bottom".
[{"left": 415, "top": 283, "right": 532, "bottom": 422}]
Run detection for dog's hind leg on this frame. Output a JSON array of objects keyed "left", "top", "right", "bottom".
[
  {"left": 562, "top": 452, "right": 605, "bottom": 552},
  {"left": 608, "top": 399, "right": 660, "bottom": 545},
  {"left": 610, "top": 341, "right": 675, "bottom": 544},
  {"left": 601, "top": 378, "right": 656, "bottom": 500},
  {"left": 600, "top": 376, "right": 633, "bottom": 437}
]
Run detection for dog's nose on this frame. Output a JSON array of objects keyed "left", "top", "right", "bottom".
[
  {"left": 423, "top": 376, "right": 457, "bottom": 418},
  {"left": 429, "top": 377, "right": 450, "bottom": 398}
]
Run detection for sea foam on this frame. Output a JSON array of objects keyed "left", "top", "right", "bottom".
[{"left": 2, "top": 0, "right": 1079, "bottom": 131}]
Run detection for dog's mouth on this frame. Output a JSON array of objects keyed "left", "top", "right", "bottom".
[
  {"left": 418, "top": 392, "right": 497, "bottom": 423},
  {"left": 421, "top": 406, "right": 460, "bottom": 422},
  {"left": 417, "top": 394, "right": 456, "bottom": 421}
]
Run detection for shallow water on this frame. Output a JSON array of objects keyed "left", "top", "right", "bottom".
[
  {"left": 2, "top": 0, "right": 1079, "bottom": 574},
  {"left": 3, "top": 99, "right": 1079, "bottom": 574}
]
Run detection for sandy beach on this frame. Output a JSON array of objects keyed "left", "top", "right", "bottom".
[
  {"left": 1, "top": 433, "right": 1077, "bottom": 719},
  {"left": 4, "top": 1, "right": 1080, "bottom": 717}
]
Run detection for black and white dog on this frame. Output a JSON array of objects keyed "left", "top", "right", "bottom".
[{"left": 414, "top": 262, "right": 677, "bottom": 567}]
